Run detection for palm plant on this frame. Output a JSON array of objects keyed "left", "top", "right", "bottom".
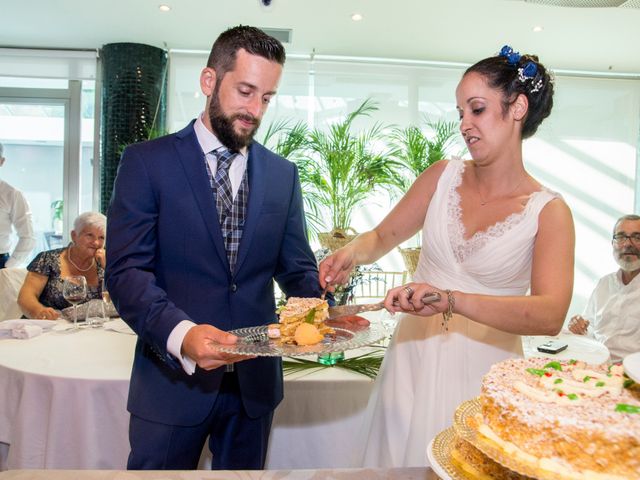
[
  {"left": 297, "top": 98, "right": 403, "bottom": 245},
  {"left": 261, "top": 119, "right": 326, "bottom": 239},
  {"left": 390, "top": 118, "right": 461, "bottom": 191},
  {"left": 262, "top": 118, "right": 309, "bottom": 161},
  {"left": 390, "top": 118, "right": 462, "bottom": 274}
]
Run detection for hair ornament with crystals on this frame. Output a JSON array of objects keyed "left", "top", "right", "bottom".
[
  {"left": 518, "top": 60, "right": 544, "bottom": 93},
  {"left": 499, "top": 45, "right": 521, "bottom": 65}
]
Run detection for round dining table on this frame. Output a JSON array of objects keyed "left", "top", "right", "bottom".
[
  {"left": 0, "top": 318, "right": 610, "bottom": 472},
  {"left": 522, "top": 331, "right": 610, "bottom": 364},
  {"left": 0, "top": 319, "right": 377, "bottom": 470},
  {"left": 0, "top": 321, "right": 136, "bottom": 469}
]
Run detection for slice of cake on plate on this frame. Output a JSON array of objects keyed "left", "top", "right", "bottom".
[{"left": 271, "top": 297, "right": 334, "bottom": 346}]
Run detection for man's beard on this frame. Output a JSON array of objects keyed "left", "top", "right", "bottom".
[
  {"left": 208, "top": 83, "right": 260, "bottom": 151},
  {"left": 614, "top": 247, "right": 640, "bottom": 272}
]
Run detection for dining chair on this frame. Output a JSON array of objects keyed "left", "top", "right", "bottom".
[{"left": 0, "top": 267, "right": 28, "bottom": 320}]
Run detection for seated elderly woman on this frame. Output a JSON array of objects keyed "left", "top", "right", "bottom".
[{"left": 18, "top": 211, "right": 106, "bottom": 320}]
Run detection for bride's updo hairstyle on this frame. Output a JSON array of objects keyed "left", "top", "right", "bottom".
[{"left": 464, "top": 45, "right": 554, "bottom": 139}]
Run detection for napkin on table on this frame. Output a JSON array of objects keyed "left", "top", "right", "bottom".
[
  {"left": 0, "top": 319, "right": 57, "bottom": 339},
  {"left": 12, "top": 324, "right": 43, "bottom": 339}
]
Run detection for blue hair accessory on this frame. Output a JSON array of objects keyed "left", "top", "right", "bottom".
[
  {"left": 522, "top": 61, "right": 537, "bottom": 78},
  {"left": 499, "top": 45, "right": 521, "bottom": 65},
  {"left": 518, "top": 61, "right": 543, "bottom": 93}
]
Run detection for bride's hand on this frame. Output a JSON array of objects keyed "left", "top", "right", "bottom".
[
  {"left": 383, "top": 282, "right": 448, "bottom": 317},
  {"left": 318, "top": 247, "right": 356, "bottom": 289}
]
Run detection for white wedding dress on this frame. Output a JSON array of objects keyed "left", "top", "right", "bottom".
[{"left": 357, "top": 159, "right": 559, "bottom": 467}]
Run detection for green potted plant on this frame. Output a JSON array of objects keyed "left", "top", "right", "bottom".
[
  {"left": 390, "top": 119, "right": 462, "bottom": 275},
  {"left": 262, "top": 119, "right": 325, "bottom": 239},
  {"left": 50, "top": 199, "right": 63, "bottom": 234},
  {"left": 297, "top": 98, "right": 403, "bottom": 251}
]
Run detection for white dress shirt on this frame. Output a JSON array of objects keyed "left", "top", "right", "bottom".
[
  {"left": 0, "top": 179, "right": 36, "bottom": 267},
  {"left": 167, "top": 114, "right": 249, "bottom": 374},
  {"left": 582, "top": 270, "right": 640, "bottom": 363}
]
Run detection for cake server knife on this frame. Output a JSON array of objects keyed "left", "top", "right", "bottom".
[{"left": 327, "top": 292, "right": 441, "bottom": 319}]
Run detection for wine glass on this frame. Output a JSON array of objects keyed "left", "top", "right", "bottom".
[
  {"left": 63, "top": 275, "right": 87, "bottom": 330},
  {"left": 101, "top": 277, "right": 112, "bottom": 324},
  {"left": 101, "top": 277, "right": 111, "bottom": 305}
]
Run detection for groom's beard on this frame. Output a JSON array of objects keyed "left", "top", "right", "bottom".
[
  {"left": 208, "top": 83, "right": 260, "bottom": 151},
  {"left": 614, "top": 246, "right": 640, "bottom": 272}
]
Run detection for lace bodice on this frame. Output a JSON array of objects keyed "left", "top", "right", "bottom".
[{"left": 414, "top": 159, "right": 559, "bottom": 295}]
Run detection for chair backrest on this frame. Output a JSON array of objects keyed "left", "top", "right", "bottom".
[
  {"left": 352, "top": 271, "right": 408, "bottom": 303},
  {"left": 0, "top": 267, "right": 28, "bottom": 320},
  {"left": 44, "top": 231, "right": 64, "bottom": 250}
]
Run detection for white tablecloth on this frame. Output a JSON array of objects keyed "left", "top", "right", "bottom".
[
  {"left": 522, "top": 331, "right": 610, "bottom": 365},
  {"left": 0, "top": 320, "right": 376, "bottom": 470}
]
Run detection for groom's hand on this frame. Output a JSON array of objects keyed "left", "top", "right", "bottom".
[{"left": 182, "top": 324, "right": 254, "bottom": 370}]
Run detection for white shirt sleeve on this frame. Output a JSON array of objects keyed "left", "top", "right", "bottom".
[
  {"left": 167, "top": 320, "right": 198, "bottom": 375},
  {"left": 6, "top": 190, "right": 35, "bottom": 268}
]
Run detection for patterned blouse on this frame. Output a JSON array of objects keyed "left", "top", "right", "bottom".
[{"left": 26, "top": 247, "right": 104, "bottom": 311}]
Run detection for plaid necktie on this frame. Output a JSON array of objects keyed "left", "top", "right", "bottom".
[
  {"left": 209, "top": 147, "right": 248, "bottom": 273},
  {"left": 213, "top": 148, "right": 236, "bottom": 224}
]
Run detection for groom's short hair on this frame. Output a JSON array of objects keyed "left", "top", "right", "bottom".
[{"left": 207, "top": 25, "right": 286, "bottom": 80}]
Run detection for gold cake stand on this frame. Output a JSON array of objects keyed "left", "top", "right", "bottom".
[
  {"left": 453, "top": 398, "right": 591, "bottom": 480},
  {"left": 429, "top": 427, "right": 462, "bottom": 480}
]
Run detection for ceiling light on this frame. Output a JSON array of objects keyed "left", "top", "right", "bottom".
[
  {"left": 159, "top": 5, "right": 171, "bottom": 12},
  {"left": 351, "top": 13, "right": 363, "bottom": 21},
  {"left": 533, "top": 25, "right": 543, "bottom": 32}
]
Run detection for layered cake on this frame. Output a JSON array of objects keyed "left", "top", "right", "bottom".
[
  {"left": 476, "top": 357, "right": 640, "bottom": 479},
  {"left": 273, "top": 297, "right": 334, "bottom": 345},
  {"left": 451, "top": 436, "right": 532, "bottom": 480}
]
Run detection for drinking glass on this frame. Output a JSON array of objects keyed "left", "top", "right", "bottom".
[
  {"left": 86, "top": 299, "right": 105, "bottom": 328},
  {"left": 101, "top": 277, "right": 110, "bottom": 305},
  {"left": 63, "top": 275, "right": 87, "bottom": 330}
]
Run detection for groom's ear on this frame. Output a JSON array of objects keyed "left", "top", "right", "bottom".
[{"left": 200, "top": 67, "right": 217, "bottom": 97}]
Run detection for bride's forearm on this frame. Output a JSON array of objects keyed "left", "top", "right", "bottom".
[
  {"left": 454, "top": 292, "right": 567, "bottom": 336},
  {"left": 349, "top": 228, "right": 408, "bottom": 266}
]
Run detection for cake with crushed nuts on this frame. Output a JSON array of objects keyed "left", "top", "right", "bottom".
[
  {"left": 451, "top": 436, "right": 532, "bottom": 480},
  {"left": 476, "top": 357, "right": 640, "bottom": 479},
  {"left": 275, "top": 297, "right": 334, "bottom": 345}
]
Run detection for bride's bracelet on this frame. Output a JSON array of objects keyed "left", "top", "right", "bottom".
[{"left": 441, "top": 289, "right": 455, "bottom": 331}]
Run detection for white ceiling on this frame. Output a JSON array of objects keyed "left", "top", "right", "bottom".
[{"left": 3, "top": 0, "right": 640, "bottom": 74}]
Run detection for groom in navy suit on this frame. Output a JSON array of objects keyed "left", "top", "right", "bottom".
[{"left": 106, "top": 26, "right": 321, "bottom": 470}]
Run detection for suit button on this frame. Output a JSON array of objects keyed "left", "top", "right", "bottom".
[{"left": 230, "top": 284, "right": 238, "bottom": 292}]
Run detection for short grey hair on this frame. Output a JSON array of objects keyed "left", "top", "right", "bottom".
[
  {"left": 73, "top": 211, "right": 106, "bottom": 234},
  {"left": 614, "top": 214, "right": 640, "bottom": 233}
]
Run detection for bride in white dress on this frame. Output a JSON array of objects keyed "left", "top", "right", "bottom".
[{"left": 319, "top": 46, "right": 575, "bottom": 467}]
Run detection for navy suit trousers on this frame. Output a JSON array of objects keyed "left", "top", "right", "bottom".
[{"left": 127, "top": 371, "right": 274, "bottom": 470}]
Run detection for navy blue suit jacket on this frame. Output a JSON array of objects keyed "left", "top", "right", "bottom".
[{"left": 106, "top": 121, "right": 321, "bottom": 426}]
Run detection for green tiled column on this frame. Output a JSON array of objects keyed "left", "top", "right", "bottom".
[{"left": 100, "top": 43, "right": 167, "bottom": 212}]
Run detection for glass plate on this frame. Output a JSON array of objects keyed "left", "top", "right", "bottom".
[{"left": 211, "top": 323, "right": 386, "bottom": 357}]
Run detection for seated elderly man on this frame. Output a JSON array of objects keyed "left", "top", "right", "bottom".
[
  {"left": 18, "top": 211, "right": 106, "bottom": 319},
  {"left": 569, "top": 214, "right": 640, "bottom": 363}
]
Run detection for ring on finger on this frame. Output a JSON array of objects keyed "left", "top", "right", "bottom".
[{"left": 403, "top": 286, "right": 414, "bottom": 297}]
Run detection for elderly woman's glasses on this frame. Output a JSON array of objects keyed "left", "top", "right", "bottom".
[{"left": 612, "top": 233, "right": 640, "bottom": 245}]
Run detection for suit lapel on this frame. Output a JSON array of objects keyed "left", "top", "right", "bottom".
[
  {"left": 174, "top": 122, "right": 230, "bottom": 273},
  {"left": 234, "top": 142, "right": 266, "bottom": 274}
]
